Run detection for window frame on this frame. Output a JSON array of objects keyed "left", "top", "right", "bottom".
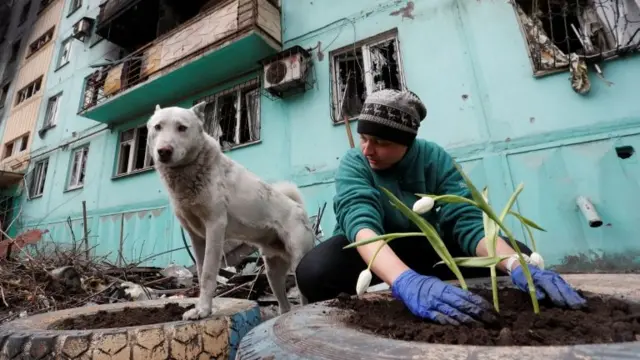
[
  {"left": 57, "top": 37, "right": 73, "bottom": 69},
  {"left": 28, "top": 158, "right": 48, "bottom": 199},
  {"left": 329, "top": 28, "right": 406, "bottom": 125},
  {"left": 192, "top": 77, "right": 262, "bottom": 151},
  {"left": 43, "top": 92, "right": 61, "bottom": 128},
  {"left": 15, "top": 76, "right": 43, "bottom": 107},
  {"left": 26, "top": 26, "right": 55, "bottom": 59},
  {"left": 67, "top": 145, "right": 89, "bottom": 190},
  {"left": 68, "top": 0, "right": 82, "bottom": 16},
  {"left": 114, "top": 124, "right": 154, "bottom": 178},
  {"left": 3, "top": 133, "right": 29, "bottom": 159}
]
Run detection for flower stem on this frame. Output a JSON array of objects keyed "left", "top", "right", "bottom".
[
  {"left": 490, "top": 265, "right": 499, "bottom": 312},
  {"left": 489, "top": 214, "right": 540, "bottom": 314}
]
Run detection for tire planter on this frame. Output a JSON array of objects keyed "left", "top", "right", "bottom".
[
  {"left": 236, "top": 274, "right": 640, "bottom": 360},
  {"left": 0, "top": 297, "right": 261, "bottom": 360}
]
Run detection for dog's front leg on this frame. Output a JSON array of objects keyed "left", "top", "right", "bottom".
[{"left": 182, "top": 214, "right": 227, "bottom": 321}]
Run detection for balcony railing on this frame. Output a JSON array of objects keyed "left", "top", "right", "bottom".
[{"left": 80, "top": 0, "right": 282, "bottom": 123}]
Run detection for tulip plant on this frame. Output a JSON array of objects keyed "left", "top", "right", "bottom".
[{"left": 344, "top": 163, "right": 546, "bottom": 315}]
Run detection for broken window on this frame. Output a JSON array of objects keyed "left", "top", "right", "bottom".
[
  {"left": 27, "top": 26, "right": 54, "bottom": 58},
  {"left": 116, "top": 125, "right": 153, "bottom": 176},
  {"left": 15, "top": 77, "right": 43, "bottom": 106},
  {"left": 57, "top": 38, "right": 72, "bottom": 68},
  {"left": 43, "top": 93, "right": 61, "bottom": 128},
  {"left": 68, "top": 145, "right": 89, "bottom": 190},
  {"left": 3, "top": 133, "right": 30, "bottom": 159},
  {"left": 81, "top": 70, "right": 106, "bottom": 111},
  {"left": 28, "top": 158, "right": 48, "bottom": 198},
  {"left": 330, "top": 29, "right": 405, "bottom": 123},
  {"left": 68, "top": 0, "right": 82, "bottom": 15},
  {"left": 9, "top": 39, "right": 21, "bottom": 63},
  {"left": 513, "top": 0, "right": 640, "bottom": 75},
  {"left": 196, "top": 79, "right": 261, "bottom": 151}
]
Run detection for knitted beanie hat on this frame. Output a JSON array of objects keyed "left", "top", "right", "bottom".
[{"left": 357, "top": 89, "right": 427, "bottom": 146}]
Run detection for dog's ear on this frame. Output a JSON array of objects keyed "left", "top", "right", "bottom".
[
  {"left": 190, "top": 102, "right": 206, "bottom": 121},
  {"left": 155, "top": 104, "right": 161, "bottom": 112}
]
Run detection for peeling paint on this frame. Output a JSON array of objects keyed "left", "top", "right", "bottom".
[
  {"left": 123, "top": 212, "right": 134, "bottom": 220},
  {"left": 137, "top": 210, "right": 148, "bottom": 219},
  {"left": 390, "top": 1, "right": 415, "bottom": 20},
  {"left": 151, "top": 208, "right": 165, "bottom": 217}
]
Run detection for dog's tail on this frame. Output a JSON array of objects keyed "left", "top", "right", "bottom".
[{"left": 271, "top": 181, "right": 305, "bottom": 208}]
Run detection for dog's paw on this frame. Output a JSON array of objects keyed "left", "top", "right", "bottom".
[{"left": 182, "top": 306, "right": 212, "bottom": 321}]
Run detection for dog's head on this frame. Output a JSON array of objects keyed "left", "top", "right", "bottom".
[{"left": 146, "top": 102, "right": 207, "bottom": 167}]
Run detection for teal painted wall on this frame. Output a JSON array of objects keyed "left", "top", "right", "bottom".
[{"left": 15, "top": 0, "right": 640, "bottom": 271}]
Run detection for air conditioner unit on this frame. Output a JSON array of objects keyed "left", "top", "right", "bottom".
[
  {"left": 263, "top": 47, "right": 311, "bottom": 95},
  {"left": 71, "top": 17, "right": 94, "bottom": 41}
]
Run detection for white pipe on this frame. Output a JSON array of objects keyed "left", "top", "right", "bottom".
[{"left": 576, "top": 196, "right": 603, "bottom": 228}]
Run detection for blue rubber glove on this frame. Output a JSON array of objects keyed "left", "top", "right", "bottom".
[
  {"left": 390, "top": 269, "right": 497, "bottom": 325},
  {"left": 511, "top": 264, "right": 587, "bottom": 309}
]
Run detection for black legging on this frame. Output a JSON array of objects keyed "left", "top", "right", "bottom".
[{"left": 295, "top": 234, "right": 533, "bottom": 303}]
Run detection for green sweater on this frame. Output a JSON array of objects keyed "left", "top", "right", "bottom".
[{"left": 332, "top": 138, "right": 484, "bottom": 257}]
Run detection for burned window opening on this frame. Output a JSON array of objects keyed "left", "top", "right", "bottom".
[
  {"left": 331, "top": 32, "right": 405, "bottom": 123},
  {"left": 196, "top": 79, "right": 261, "bottom": 151},
  {"left": 514, "top": 0, "right": 640, "bottom": 74},
  {"left": 335, "top": 52, "right": 366, "bottom": 119},
  {"left": 96, "top": 0, "right": 213, "bottom": 52}
]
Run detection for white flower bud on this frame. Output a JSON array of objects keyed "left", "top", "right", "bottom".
[
  {"left": 529, "top": 252, "right": 545, "bottom": 270},
  {"left": 412, "top": 197, "right": 435, "bottom": 214},
  {"left": 356, "top": 269, "right": 372, "bottom": 296}
]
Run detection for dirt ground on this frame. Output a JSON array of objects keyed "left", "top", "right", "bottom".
[{"left": 329, "top": 287, "right": 640, "bottom": 346}]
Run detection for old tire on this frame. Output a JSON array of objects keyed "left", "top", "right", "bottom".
[
  {"left": 236, "top": 274, "right": 640, "bottom": 360},
  {"left": 0, "top": 297, "right": 261, "bottom": 360}
]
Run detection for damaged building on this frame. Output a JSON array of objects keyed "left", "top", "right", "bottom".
[{"left": 0, "top": 0, "right": 638, "bottom": 275}]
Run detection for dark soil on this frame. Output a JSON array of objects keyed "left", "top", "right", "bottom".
[
  {"left": 49, "top": 303, "right": 195, "bottom": 330},
  {"left": 328, "top": 287, "right": 640, "bottom": 346}
]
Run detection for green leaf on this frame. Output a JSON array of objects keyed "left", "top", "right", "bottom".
[
  {"left": 508, "top": 211, "right": 546, "bottom": 232},
  {"left": 342, "top": 232, "right": 425, "bottom": 249},
  {"left": 481, "top": 187, "right": 499, "bottom": 257},
  {"left": 377, "top": 186, "right": 469, "bottom": 289},
  {"left": 380, "top": 187, "right": 451, "bottom": 261},
  {"left": 434, "top": 255, "right": 511, "bottom": 268},
  {"left": 453, "top": 163, "right": 488, "bottom": 208},
  {"left": 415, "top": 193, "right": 477, "bottom": 206},
  {"left": 498, "top": 183, "right": 524, "bottom": 222}
]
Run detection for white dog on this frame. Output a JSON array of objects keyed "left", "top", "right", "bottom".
[{"left": 146, "top": 102, "right": 316, "bottom": 320}]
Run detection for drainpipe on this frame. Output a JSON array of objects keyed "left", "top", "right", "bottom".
[{"left": 576, "top": 196, "right": 603, "bottom": 228}]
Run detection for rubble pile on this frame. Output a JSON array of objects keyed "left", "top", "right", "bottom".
[{"left": 0, "top": 239, "right": 301, "bottom": 325}]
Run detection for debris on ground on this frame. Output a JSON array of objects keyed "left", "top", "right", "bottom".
[
  {"left": 0, "top": 202, "right": 326, "bottom": 325},
  {"left": 0, "top": 234, "right": 302, "bottom": 325}
]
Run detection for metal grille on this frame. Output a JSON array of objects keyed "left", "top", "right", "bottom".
[
  {"left": 194, "top": 78, "right": 261, "bottom": 151},
  {"left": 513, "top": 0, "right": 640, "bottom": 75},
  {"left": 329, "top": 29, "right": 405, "bottom": 124}
]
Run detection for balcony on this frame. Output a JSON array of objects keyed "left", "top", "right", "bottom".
[{"left": 80, "top": 0, "right": 281, "bottom": 124}]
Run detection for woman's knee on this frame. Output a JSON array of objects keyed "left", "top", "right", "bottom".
[{"left": 294, "top": 248, "right": 324, "bottom": 291}]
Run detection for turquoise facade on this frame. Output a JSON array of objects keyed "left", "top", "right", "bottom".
[{"left": 15, "top": 0, "right": 640, "bottom": 271}]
